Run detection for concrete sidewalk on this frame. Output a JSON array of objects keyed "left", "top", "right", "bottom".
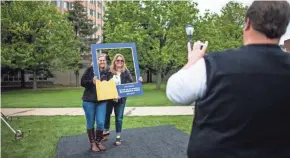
[{"left": 1, "top": 106, "right": 194, "bottom": 117}]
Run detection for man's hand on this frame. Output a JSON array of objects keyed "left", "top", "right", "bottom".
[{"left": 184, "top": 41, "right": 208, "bottom": 69}]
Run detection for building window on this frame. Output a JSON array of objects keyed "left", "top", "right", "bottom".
[
  {"left": 90, "top": 0, "right": 96, "bottom": 5},
  {"left": 52, "top": 1, "right": 60, "bottom": 7},
  {"left": 64, "top": 2, "right": 73, "bottom": 10},
  {"left": 97, "top": 13, "right": 101, "bottom": 19},
  {"left": 28, "top": 74, "right": 48, "bottom": 81},
  {"left": 38, "top": 74, "right": 48, "bottom": 81},
  {"left": 64, "top": 2, "right": 68, "bottom": 9},
  {"left": 57, "top": 1, "right": 61, "bottom": 7},
  {"left": 90, "top": 9, "right": 93, "bottom": 16},
  {"left": 90, "top": 10, "right": 96, "bottom": 17},
  {"left": 98, "top": 2, "right": 102, "bottom": 8},
  {"left": 1, "top": 73, "right": 21, "bottom": 82}
]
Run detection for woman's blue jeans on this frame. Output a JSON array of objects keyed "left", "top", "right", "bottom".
[
  {"left": 104, "top": 98, "right": 126, "bottom": 134},
  {"left": 82, "top": 101, "right": 106, "bottom": 130}
]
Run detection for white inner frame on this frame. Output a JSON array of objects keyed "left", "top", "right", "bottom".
[{"left": 95, "top": 47, "right": 138, "bottom": 85}]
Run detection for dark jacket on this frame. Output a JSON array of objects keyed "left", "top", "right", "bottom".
[
  {"left": 187, "top": 44, "right": 290, "bottom": 158},
  {"left": 81, "top": 66, "right": 110, "bottom": 102},
  {"left": 107, "top": 69, "right": 133, "bottom": 104},
  {"left": 108, "top": 69, "right": 134, "bottom": 85}
]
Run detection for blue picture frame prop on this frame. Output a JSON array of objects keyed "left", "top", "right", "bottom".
[{"left": 91, "top": 43, "right": 144, "bottom": 98}]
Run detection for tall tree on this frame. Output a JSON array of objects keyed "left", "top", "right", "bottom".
[
  {"left": 67, "top": 1, "right": 98, "bottom": 87},
  {"left": 1, "top": 1, "right": 80, "bottom": 90},
  {"left": 195, "top": 1, "right": 248, "bottom": 52},
  {"left": 104, "top": 1, "right": 199, "bottom": 89}
]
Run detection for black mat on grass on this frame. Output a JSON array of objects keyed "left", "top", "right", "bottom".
[{"left": 55, "top": 125, "right": 189, "bottom": 158}]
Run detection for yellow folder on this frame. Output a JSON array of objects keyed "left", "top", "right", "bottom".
[{"left": 95, "top": 79, "right": 119, "bottom": 101}]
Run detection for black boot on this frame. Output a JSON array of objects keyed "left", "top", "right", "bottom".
[
  {"left": 95, "top": 130, "right": 106, "bottom": 151},
  {"left": 87, "top": 129, "right": 99, "bottom": 152}
]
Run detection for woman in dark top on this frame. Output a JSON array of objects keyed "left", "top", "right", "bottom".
[
  {"left": 103, "top": 53, "right": 142, "bottom": 146},
  {"left": 81, "top": 54, "right": 109, "bottom": 152}
]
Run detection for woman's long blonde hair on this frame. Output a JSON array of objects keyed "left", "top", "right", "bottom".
[{"left": 110, "top": 54, "right": 128, "bottom": 74}]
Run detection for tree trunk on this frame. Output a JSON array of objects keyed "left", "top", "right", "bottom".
[
  {"left": 156, "top": 68, "right": 162, "bottom": 89},
  {"left": 147, "top": 69, "right": 152, "bottom": 83},
  {"left": 147, "top": 70, "right": 150, "bottom": 83},
  {"left": 33, "top": 70, "right": 37, "bottom": 90},
  {"left": 75, "top": 70, "right": 79, "bottom": 87},
  {"left": 149, "top": 70, "right": 152, "bottom": 83},
  {"left": 21, "top": 69, "right": 25, "bottom": 88}
]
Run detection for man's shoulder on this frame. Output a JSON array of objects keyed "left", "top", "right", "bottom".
[
  {"left": 206, "top": 47, "right": 242, "bottom": 57},
  {"left": 203, "top": 47, "right": 245, "bottom": 67}
]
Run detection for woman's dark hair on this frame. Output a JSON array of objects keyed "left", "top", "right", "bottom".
[{"left": 246, "top": 1, "right": 290, "bottom": 39}]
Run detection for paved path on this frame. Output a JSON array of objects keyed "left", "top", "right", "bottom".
[{"left": 1, "top": 106, "right": 194, "bottom": 117}]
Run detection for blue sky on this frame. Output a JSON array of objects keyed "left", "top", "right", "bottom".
[{"left": 194, "top": 0, "right": 290, "bottom": 45}]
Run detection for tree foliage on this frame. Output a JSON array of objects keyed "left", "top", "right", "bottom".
[
  {"left": 195, "top": 1, "right": 248, "bottom": 52},
  {"left": 67, "top": 1, "right": 98, "bottom": 87},
  {"left": 1, "top": 1, "right": 80, "bottom": 89},
  {"left": 104, "top": 1, "right": 199, "bottom": 89},
  {"left": 102, "top": 1, "right": 248, "bottom": 89},
  {"left": 67, "top": 1, "right": 98, "bottom": 52}
]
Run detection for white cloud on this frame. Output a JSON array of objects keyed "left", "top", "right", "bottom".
[
  {"left": 194, "top": 0, "right": 253, "bottom": 15},
  {"left": 193, "top": 0, "right": 290, "bottom": 45}
]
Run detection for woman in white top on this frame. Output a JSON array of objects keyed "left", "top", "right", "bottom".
[{"left": 103, "top": 53, "right": 142, "bottom": 145}]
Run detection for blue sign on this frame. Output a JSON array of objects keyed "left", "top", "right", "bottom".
[{"left": 91, "top": 43, "right": 144, "bottom": 98}]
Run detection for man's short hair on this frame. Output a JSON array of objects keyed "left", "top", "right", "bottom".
[{"left": 246, "top": 1, "right": 290, "bottom": 39}]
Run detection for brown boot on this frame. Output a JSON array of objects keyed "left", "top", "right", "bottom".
[
  {"left": 95, "top": 130, "right": 106, "bottom": 151},
  {"left": 87, "top": 129, "right": 100, "bottom": 152}
]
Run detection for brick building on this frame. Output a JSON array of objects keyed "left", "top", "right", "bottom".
[{"left": 53, "top": 0, "right": 104, "bottom": 43}]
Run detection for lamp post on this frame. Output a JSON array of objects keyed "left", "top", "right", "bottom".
[{"left": 185, "top": 24, "right": 194, "bottom": 50}]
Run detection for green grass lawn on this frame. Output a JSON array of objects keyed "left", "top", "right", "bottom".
[
  {"left": 1, "top": 116, "right": 193, "bottom": 158},
  {"left": 1, "top": 83, "right": 176, "bottom": 108}
]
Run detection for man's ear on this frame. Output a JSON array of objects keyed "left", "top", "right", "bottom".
[{"left": 243, "top": 17, "right": 251, "bottom": 31}]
